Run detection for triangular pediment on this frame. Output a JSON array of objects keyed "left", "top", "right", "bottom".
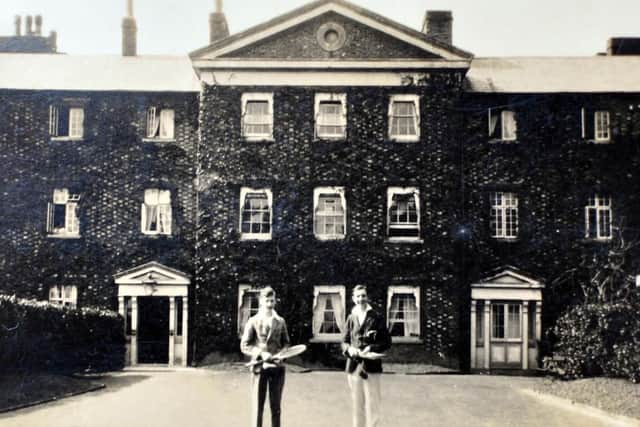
[
  {"left": 190, "top": 0, "right": 472, "bottom": 63},
  {"left": 114, "top": 261, "right": 190, "bottom": 285},
  {"left": 473, "top": 266, "right": 544, "bottom": 289}
]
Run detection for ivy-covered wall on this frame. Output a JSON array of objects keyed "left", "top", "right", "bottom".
[
  {"left": 0, "top": 90, "right": 198, "bottom": 309},
  {"left": 195, "top": 73, "right": 469, "bottom": 367}
]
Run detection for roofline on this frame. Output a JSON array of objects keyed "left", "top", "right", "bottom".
[
  {"left": 113, "top": 261, "right": 191, "bottom": 280},
  {"left": 190, "top": 0, "right": 473, "bottom": 60}
]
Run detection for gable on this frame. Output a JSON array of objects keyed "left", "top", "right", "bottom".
[
  {"left": 191, "top": 0, "right": 472, "bottom": 63},
  {"left": 221, "top": 12, "right": 440, "bottom": 60},
  {"left": 473, "top": 267, "right": 544, "bottom": 289},
  {"left": 114, "top": 261, "right": 190, "bottom": 285}
]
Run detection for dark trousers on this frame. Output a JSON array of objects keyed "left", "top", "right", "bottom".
[{"left": 250, "top": 366, "right": 286, "bottom": 427}]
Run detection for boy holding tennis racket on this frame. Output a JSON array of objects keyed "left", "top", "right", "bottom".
[
  {"left": 342, "top": 285, "right": 392, "bottom": 427},
  {"left": 241, "top": 287, "right": 290, "bottom": 427}
]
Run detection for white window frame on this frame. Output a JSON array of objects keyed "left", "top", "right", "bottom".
[
  {"left": 491, "top": 302, "right": 522, "bottom": 343},
  {"left": 314, "top": 93, "right": 347, "bottom": 140},
  {"left": 145, "top": 107, "right": 175, "bottom": 140},
  {"left": 239, "top": 187, "right": 273, "bottom": 241},
  {"left": 490, "top": 192, "right": 518, "bottom": 240},
  {"left": 46, "top": 188, "right": 81, "bottom": 238},
  {"left": 49, "top": 285, "right": 78, "bottom": 308},
  {"left": 311, "top": 285, "right": 346, "bottom": 342},
  {"left": 387, "top": 286, "right": 421, "bottom": 343},
  {"left": 49, "top": 106, "right": 85, "bottom": 140},
  {"left": 237, "top": 284, "right": 261, "bottom": 336},
  {"left": 313, "top": 186, "right": 347, "bottom": 240},
  {"left": 241, "top": 93, "right": 274, "bottom": 141},
  {"left": 500, "top": 110, "right": 517, "bottom": 141},
  {"left": 387, "top": 187, "right": 421, "bottom": 242},
  {"left": 388, "top": 94, "right": 420, "bottom": 142},
  {"left": 141, "top": 189, "right": 172, "bottom": 236},
  {"left": 594, "top": 110, "right": 611, "bottom": 143},
  {"left": 585, "top": 195, "right": 613, "bottom": 240}
]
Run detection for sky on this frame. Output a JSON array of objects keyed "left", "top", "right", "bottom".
[{"left": 2, "top": 0, "right": 640, "bottom": 57}]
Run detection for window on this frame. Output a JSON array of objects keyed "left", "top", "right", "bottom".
[
  {"left": 238, "top": 285, "right": 260, "bottom": 335},
  {"left": 491, "top": 303, "right": 521, "bottom": 340},
  {"left": 146, "top": 107, "right": 175, "bottom": 140},
  {"left": 313, "top": 187, "right": 346, "bottom": 240},
  {"left": 490, "top": 192, "right": 518, "bottom": 239},
  {"left": 312, "top": 286, "right": 346, "bottom": 341},
  {"left": 387, "top": 286, "right": 420, "bottom": 341},
  {"left": 389, "top": 95, "right": 420, "bottom": 142},
  {"left": 49, "top": 105, "right": 84, "bottom": 139},
  {"left": 49, "top": 285, "right": 77, "bottom": 308},
  {"left": 581, "top": 108, "right": 611, "bottom": 143},
  {"left": 141, "top": 189, "right": 172, "bottom": 235},
  {"left": 240, "top": 187, "right": 272, "bottom": 240},
  {"left": 315, "top": 93, "right": 347, "bottom": 139},
  {"left": 241, "top": 93, "right": 273, "bottom": 140},
  {"left": 585, "top": 195, "right": 612, "bottom": 240},
  {"left": 488, "top": 108, "right": 517, "bottom": 142},
  {"left": 46, "top": 188, "right": 80, "bottom": 238},
  {"left": 387, "top": 187, "right": 420, "bottom": 241}
]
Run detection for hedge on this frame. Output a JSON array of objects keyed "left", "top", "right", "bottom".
[
  {"left": 545, "top": 301, "right": 640, "bottom": 383},
  {"left": 0, "top": 294, "right": 125, "bottom": 374}
]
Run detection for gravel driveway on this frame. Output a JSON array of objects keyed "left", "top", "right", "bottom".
[{"left": 0, "top": 369, "right": 627, "bottom": 427}]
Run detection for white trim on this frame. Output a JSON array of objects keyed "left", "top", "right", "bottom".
[
  {"left": 68, "top": 108, "right": 84, "bottom": 139},
  {"left": 314, "top": 93, "right": 347, "bottom": 140},
  {"left": 388, "top": 94, "right": 420, "bottom": 142},
  {"left": 585, "top": 195, "right": 613, "bottom": 240},
  {"left": 193, "top": 3, "right": 468, "bottom": 61},
  {"left": 241, "top": 93, "right": 274, "bottom": 141},
  {"left": 193, "top": 59, "right": 470, "bottom": 70},
  {"left": 387, "top": 186, "right": 420, "bottom": 241},
  {"left": 239, "top": 187, "right": 273, "bottom": 241},
  {"left": 491, "top": 192, "right": 518, "bottom": 239},
  {"left": 115, "top": 263, "right": 190, "bottom": 287},
  {"left": 387, "top": 285, "right": 421, "bottom": 342},
  {"left": 594, "top": 110, "right": 611, "bottom": 143},
  {"left": 313, "top": 186, "right": 347, "bottom": 240},
  {"left": 238, "top": 284, "right": 261, "bottom": 335},
  {"left": 312, "top": 285, "right": 346, "bottom": 341},
  {"left": 500, "top": 110, "right": 517, "bottom": 142},
  {"left": 200, "top": 70, "right": 464, "bottom": 87}
]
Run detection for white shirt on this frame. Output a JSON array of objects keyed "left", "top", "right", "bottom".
[{"left": 352, "top": 304, "right": 372, "bottom": 326}]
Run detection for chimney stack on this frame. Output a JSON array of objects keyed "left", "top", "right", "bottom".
[
  {"left": 14, "top": 15, "right": 21, "bottom": 36},
  {"left": 25, "top": 15, "right": 33, "bottom": 36},
  {"left": 49, "top": 31, "right": 58, "bottom": 52},
  {"left": 122, "top": 0, "right": 137, "bottom": 56},
  {"left": 209, "top": 0, "right": 229, "bottom": 44},
  {"left": 35, "top": 15, "right": 42, "bottom": 36},
  {"left": 422, "top": 10, "right": 453, "bottom": 45}
]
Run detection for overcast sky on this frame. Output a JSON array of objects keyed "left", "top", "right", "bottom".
[{"left": 2, "top": 0, "right": 639, "bottom": 57}]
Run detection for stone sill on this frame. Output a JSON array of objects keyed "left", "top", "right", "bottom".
[
  {"left": 47, "top": 234, "right": 81, "bottom": 240},
  {"left": 488, "top": 139, "right": 519, "bottom": 144},
  {"left": 239, "top": 235, "right": 272, "bottom": 242},
  {"left": 582, "top": 139, "right": 613, "bottom": 145},
  {"left": 391, "top": 337, "right": 422, "bottom": 344},
  {"left": 50, "top": 137, "right": 84, "bottom": 142},
  {"left": 243, "top": 136, "right": 275, "bottom": 143},
  {"left": 385, "top": 238, "right": 424, "bottom": 244},
  {"left": 389, "top": 137, "right": 420, "bottom": 144},
  {"left": 142, "top": 138, "right": 176, "bottom": 143},
  {"left": 492, "top": 237, "right": 518, "bottom": 243}
]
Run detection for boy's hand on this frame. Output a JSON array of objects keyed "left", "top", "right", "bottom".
[
  {"left": 347, "top": 347, "right": 360, "bottom": 357},
  {"left": 260, "top": 351, "right": 273, "bottom": 362}
]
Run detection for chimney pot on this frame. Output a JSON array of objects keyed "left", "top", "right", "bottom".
[
  {"left": 122, "top": 0, "right": 137, "bottom": 56},
  {"left": 422, "top": 10, "right": 453, "bottom": 45},
  {"left": 25, "top": 15, "right": 33, "bottom": 36},
  {"left": 209, "top": 0, "right": 229, "bottom": 44},
  {"left": 216, "top": 0, "right": 223, "bottom": 13},
  {"left": 14, "top": 15, "right": 21, "bottom": 36},
  {"left": 35, "top": 15, "right": 42, "bottom": 36}
]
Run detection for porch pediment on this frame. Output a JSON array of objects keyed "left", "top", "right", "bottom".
[
  {"left": 114, "top": 261, "right": 190, "bottom": 285},
  {"left": 471, "top": 266, "right": 544, "bottom": 301}
]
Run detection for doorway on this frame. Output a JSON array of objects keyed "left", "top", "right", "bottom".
[{"left": 137, "top": 296, "right": 169, "bottom": 364}]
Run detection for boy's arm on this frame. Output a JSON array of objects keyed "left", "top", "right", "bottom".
[
  {"left": 341, "top": 315, "right": 354, "bottom": 355},
  {"left": 367, "top": 314, "right": 392, "bottom": 353},
  {"left": 280, "top": 320, "right": 291, "bottom": 351},
  {"left": 240, "top": 318, "right": 261, "bottom": 358}
]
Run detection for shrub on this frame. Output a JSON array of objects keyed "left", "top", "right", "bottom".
[
  {"left": 0, "top": 294, "right": 125, "bottom": 374},
  {"left": 545, "top": 301, "right": 640, "bottom": 382}
]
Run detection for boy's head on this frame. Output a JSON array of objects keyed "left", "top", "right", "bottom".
[
  {"left": 352, "top": 285, "right": 368, "bottom": 307},
  {"left": 259, "top": 286, "right": 276, "bottom": 310}
]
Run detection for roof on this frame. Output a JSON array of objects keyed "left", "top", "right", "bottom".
[
  {"left": 0, "top": 35, "right": 56, "bottom": 53},
  {"left": 190, "top": 0, "right": 473, "bottom": 61},
  {"left": 0, "top": 54, "right": 200, "bottom": 92},
  {"left": 467, "top": 56, "right": 640, "bottom": 93}
]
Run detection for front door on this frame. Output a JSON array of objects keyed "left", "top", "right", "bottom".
[
  {"left": 490, "top": 303, "right": 522, "bottom": 368},
  {"left": 138, "top": 296, "right": 169, "bottom": 364}
]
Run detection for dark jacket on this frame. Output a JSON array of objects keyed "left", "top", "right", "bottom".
[
  {"left": 241, "top": 310, "right": 290, "bottom": 373},
  {"left": 341, "top": 307, "right": 392, "bottom": 374}
]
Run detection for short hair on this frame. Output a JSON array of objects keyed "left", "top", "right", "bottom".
[
  {"left": 260, "top": 286, "right": 276, "bottom": 299},
  {"left": 353, "top": 285, "right": 367, "bottom": 295}
]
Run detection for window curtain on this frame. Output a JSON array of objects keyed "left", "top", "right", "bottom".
[
  {"left": 160, "top": 109, "right": 175, "bottom": 139},
  {"left": 501, "top": 110, "right": 517, "bottom": 139},
  {"left": 147, "top": 107, "right": 160, "bottom": 138},
  {"left": 488, "top": 108, "right": 499, "bottom": 137},
  {"left": 312, "top": 293, "right": 329, "bottom": 335},
  {"left": 332, "top": 292, "right": 346, "bottom": 333},
  {"left": 313, "top": 292, "right": 345, "bottom": 335},
  {"left": 238, "top": 292, "right": 253, "bottom": 335}
]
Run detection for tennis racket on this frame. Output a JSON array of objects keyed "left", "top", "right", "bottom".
[{"left": 245, "top": 344, "right": 307, "bottom": 367}]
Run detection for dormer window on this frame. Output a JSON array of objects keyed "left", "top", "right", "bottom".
[
  {"left": 49, "top": 105, "right": 85, "bottom": 140},
  {"left": 315, "top": 93, "right": 347, "bottom": 140},
  {"left": 146, "top": 107, "right": 175, "bottom": 140}
]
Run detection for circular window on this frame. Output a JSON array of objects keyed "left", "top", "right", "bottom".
[{"left": 316, "top": 22, "right": 346, "bottom": 52}]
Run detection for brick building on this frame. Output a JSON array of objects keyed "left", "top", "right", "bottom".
[{"left": 1, "top": 0, "right": 639, "bottom": 371}]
